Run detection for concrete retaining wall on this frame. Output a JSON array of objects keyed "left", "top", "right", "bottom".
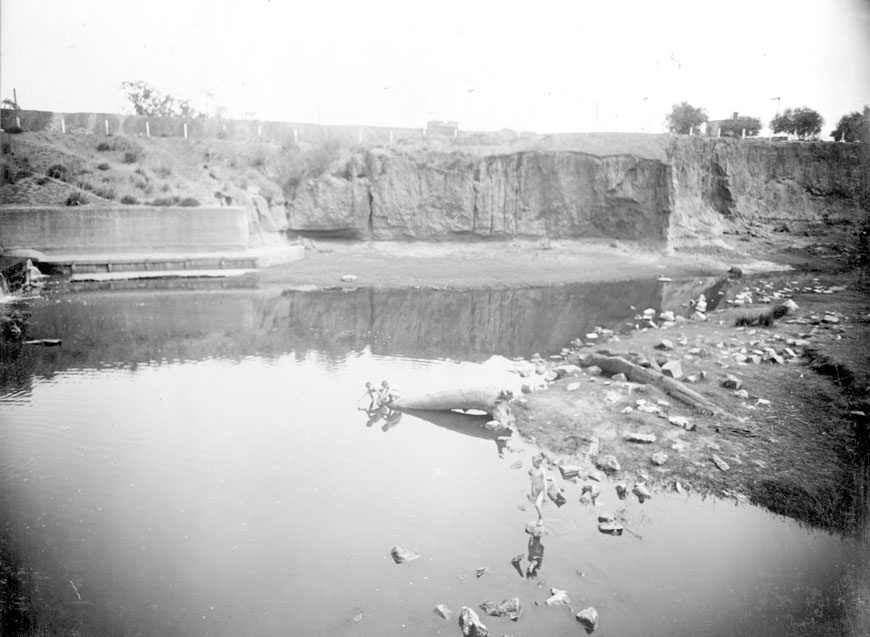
[
  {"left": 1, "top": 108, "right": 425, "bottom": 146},
  {"left": 0, "top": 206, "right": 250, "bottom": 254}
]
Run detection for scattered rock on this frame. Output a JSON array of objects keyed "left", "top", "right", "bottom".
[
  {"left": 733, "top": 389, "right": 749, "bottom": 399},
  {"left": 650, "top": 451, "right": 668, "bottom": 466},
  {"left": 611, "top": 372, "right": 627, "bottom": 382},
  {"left": 566, "top": 382, "right": 581, "bottom": 391},
  {"left": 586, "top": 365, "right": 603, "bottom": 376},
  {"left": 476, "top": 567, "right": 489, "bottom": 578},
  {"left": 632, "top": 482, "right": 652, "bottom": 503},
  {"left": 692, "top": 311, "right": 708, "bottom": 321},
  {"left": 434, "top": 604, "right": 452, "bottom": 620},
  {"left": 594, "top": 455, "right": 621, "bottom": 474},
  {"left": 721, "top": 374, "right": 742, "bottom": 390},
  {"left": 340, "top": 274, "right": 358, "bottom": 282},
  {"left": 390, "top": 546, "right": 420, "bottom": 563},
  {"left": 712, "top": 454, "right": 730, "bottom": 471},
  {"left": 661, "top": 360, "right": 683, "bottom": 379},
  {"left": 597, "top": 521, "right": 624, "bottom": 535},
  {"left": 479, "top": 598, "right": 521, "bottom": 621},
  {"left": 546, "top": 588, "right": 571, "bottom": 606},
  {"left": 576, "top": 606, "right": 600, "bottom": 634},
  {"left": 459, "top": 606, "right": 489, "bottom": 636},
  {"left": 728, "top": 266, "right": 743, "bottom": 277},
  {"left": 659, "top": 310, "right": 675, "bottom": 322},
  {"left": 674, "top": 480, "right": 684, "bottom": 494},
  {"left": 554, "top": 364, "right": 582, "bottom": 377},
  {"left": 587, "top": 470, "right": 605, "bottom": 482},
  {"left": 655, "top": 339, "right": 675, "bottom": 351},
  {"left": 558, "top": 464, "right": 584, "bottom": 480},
  {"left": 615, "top": 483, "right": 627, "bottom": 500},
  {"left": 668, "top": 415, "right": 695, "bottom": 431},
  {"left": 624, "top": 432, "right": 657, "bottom": 444}
]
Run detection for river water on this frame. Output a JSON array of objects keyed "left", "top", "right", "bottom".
[{"left": 0, "top": 279, "right": 858, "bottom": 636}]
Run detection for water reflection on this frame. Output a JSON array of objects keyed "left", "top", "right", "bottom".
[{"left": 7, "top": 276, "right": 730, "bottom": 385}]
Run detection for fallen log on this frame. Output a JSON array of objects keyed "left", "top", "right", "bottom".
[
  {"left": 582, "top": 353, "right": 722, "bottom": 417},
  {"left": 392, "top": 386, "right": 514, "bottom": 426}
]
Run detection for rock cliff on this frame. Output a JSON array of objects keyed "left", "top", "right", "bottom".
[{"left": 285, "top": 136, "right": 864, "bottom": 249}]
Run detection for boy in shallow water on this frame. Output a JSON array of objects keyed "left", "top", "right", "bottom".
[{"left": 529, "top": 455, "right": 547, "bottom": 523}]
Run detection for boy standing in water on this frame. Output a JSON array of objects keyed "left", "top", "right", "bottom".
[{"left": 529, "top": 455, "right": 547, "bottom": 524}]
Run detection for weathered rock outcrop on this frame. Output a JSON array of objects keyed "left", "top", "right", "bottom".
[{"left": 285, "top": 136, "right": 864, "bottom": 249}]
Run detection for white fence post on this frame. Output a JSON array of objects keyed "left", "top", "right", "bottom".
[
  {"left": 358, "top": 128, "right": 362, "bottom": 144},
  {"left": 389, "top": 129, "right": 393, "bottom": 144},
  {"left": 61, "top": 118, "right": 66, "bottom": 134},
  {"left": 145, "top": 121, "right": 150, "bottom": 137},
  {"left": 293, "top": 127, "right": 298, "bottom": 144},
  {"left": 105, "top": 119, "right": 109, "bottom": 135},
  {"left": 183, "top": 122, "right": 188, "bottom": 139}
]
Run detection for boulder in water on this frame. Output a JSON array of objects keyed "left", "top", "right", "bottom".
[
  {"left": 479, "top": 597, "right": 521, "bottom": 621},
  {"left": 434, "top": 604, "right": 452, "bottom": 620},
  {"left": 576, "top": 607, "right": 600, "bottom": 634},
  {"left": 632, "top": 482, "right": 652, "bottom": 503},
  {"left": 459, "top": 606, "right": 489, "bottom": 636},
  {"left": 390, "top": 546, "right": 420, "bottom": 563},
  {"left": 546, "top": 588, "right": 571, "bottom": 606}
]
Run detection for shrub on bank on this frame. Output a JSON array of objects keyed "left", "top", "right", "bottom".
[
  {"left": 120, "top": 195, "right": 139, "bottom": 205},
  {"left": 149, "top": 195, "right": 199, "bottom": 207},
  {"left": 46, "top": 163, "right": 69, "bottom": 180},
  {"left": 65, "top": 191, "right": 88, "bottom": 206}
]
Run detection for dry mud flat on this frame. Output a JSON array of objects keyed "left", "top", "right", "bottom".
[{"left": 512, "top": 273, "right": 868, "bottom": 534}]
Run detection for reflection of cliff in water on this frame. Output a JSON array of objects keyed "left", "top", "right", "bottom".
[{"left": 13, "top": 277, "right": 728, "bottom": 381}]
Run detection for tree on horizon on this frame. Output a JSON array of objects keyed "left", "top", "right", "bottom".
[{"left": 666, "top": 102, "right": 708, "bottom": 134}]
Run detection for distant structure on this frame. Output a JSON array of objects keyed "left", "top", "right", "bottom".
[
  {"left": 705, "top": 112, "right": 741, "bottom": 137},
  {"left": 426, "top": 120, "right": 459, "bottom": 137}
]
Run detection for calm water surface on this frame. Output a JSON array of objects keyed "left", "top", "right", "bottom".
[{"left": 0, "top": 280, "right": 857, "bottom": 636}]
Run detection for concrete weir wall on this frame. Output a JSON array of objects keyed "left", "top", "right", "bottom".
[{"left": 0, "top": 206, "right": 250, "bottom": 254}]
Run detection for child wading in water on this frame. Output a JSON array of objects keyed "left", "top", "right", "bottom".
[{"left": 529, "top": 455, "right": 547, "bottom": 524}]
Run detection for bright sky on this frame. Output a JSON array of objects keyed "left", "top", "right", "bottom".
[{"left": 2, "top": 0, "right": 869, "bottom": 137}]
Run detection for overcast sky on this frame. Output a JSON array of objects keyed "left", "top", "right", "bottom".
[{"left": 2, "top": 0, "right": 869, "bottom": 137}]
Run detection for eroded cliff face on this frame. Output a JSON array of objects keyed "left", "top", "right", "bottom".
[
  {"left": 666, "top": 137, "right": 864, "bottom": 248},
  {"left": 285, "top": 136, "right": 864, "bottom": 249}
]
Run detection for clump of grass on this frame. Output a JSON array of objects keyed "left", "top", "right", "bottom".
[
  {"left": 97, "top": 162, "right": 111, "bottom": 171},
  {"left": 155, "top": 165, "right": 172, "bottom": 178},
  {"left": 276, "top": 139, "right": 341, "bottom": 193},
  {"left": 5, "top": 126, "right": 23, "bottom": 134},
  {"left": 46, "top": 164, "right": 69, "bottom": 180},
  {"left": 122, "top": 150, "right": 140, "bottom": 164},
  {"left": 1, "top": 142, "right": 11, "bottom": 155},
  {"left": 149, "top": 195, "right": 200, "bottom": 207},
  {"left": 93, "top": 186, "right": 116, "bottom": 200},
  {"left": 96, "top": 141, "right": 114, "bottom": 151},
  {"left": 120, "top": 195, "right": 138, "bottom": 205},
  {"left": 65, "top": 191, "right": 88, "bottom": 206}
]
